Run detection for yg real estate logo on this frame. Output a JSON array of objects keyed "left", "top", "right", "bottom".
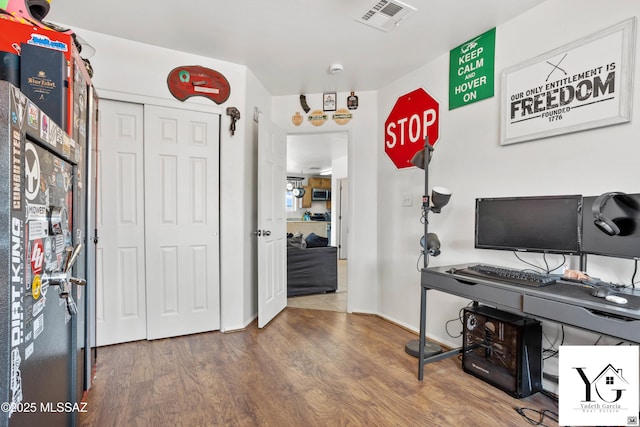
[{"left": 559, "top": 346, "right": 639, "bottom": 426}]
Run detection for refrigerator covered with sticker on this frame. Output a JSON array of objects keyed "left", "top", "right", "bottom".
[{"left": 0, "top": 81, "right": 96, "bottom": 426}]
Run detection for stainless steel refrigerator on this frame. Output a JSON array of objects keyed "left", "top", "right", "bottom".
[{"left": 0, "top": 81, "right": 95, "bottom": 427}]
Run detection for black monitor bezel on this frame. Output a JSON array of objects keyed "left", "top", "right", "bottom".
[{"left": 474, "top": 194, "right": 583, "bottom": 255}]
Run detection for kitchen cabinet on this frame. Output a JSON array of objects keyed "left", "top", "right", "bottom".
[
  {"left": 308, "top": 177, "right": 331, "bottom": 189},
  {"left": 301, "top": 185, "right": 312, "bottom": 208}
]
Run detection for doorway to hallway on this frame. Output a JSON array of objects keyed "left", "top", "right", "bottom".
[{"left": 286, "top": 132, "right": 348, "bottom": 312}]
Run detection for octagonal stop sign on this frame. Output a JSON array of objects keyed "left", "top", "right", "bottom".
[{"left": 384, "top": 88, "right": 439, "bottom": 169}]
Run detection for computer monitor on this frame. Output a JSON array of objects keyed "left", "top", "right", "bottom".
[
  {"left": 475, "top": 195, "right": 582, "bottom": 254},
  {"left": 581, "top": 194, "right": 640, "bottom": 260}
]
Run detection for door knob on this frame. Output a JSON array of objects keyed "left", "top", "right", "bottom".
[{"left": 263, "top": 230, "right": 271, "bottom": 236}]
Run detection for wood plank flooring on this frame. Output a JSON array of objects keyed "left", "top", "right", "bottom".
[{"left": 80, "top": 308, "right": 558, "bottom": 426}]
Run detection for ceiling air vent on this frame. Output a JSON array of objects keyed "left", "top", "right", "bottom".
[{"left": 355, "top": 0, "right": 417, "bottom": 32}]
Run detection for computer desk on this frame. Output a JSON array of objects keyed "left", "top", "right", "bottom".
[{"left": 417, "top": 264, "right": 640, "bottom": 380}]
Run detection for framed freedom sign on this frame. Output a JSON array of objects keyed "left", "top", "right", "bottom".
[{"left": 501, "top": 18, "right": 636, "bottom": 145}]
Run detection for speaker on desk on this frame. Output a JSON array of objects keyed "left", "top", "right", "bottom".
[{"left": 462, "top": 305, "right": 542, "bottom": 398}]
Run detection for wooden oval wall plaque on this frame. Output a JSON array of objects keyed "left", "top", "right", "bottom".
[{"left": 167, "top": 65, "right": 231, "bottom": 104}]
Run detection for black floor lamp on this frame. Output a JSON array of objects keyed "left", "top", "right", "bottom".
[{"left": 404, "top": 137, "right": 452, "bottom": 358}]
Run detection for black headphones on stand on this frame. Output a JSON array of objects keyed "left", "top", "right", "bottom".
[{"left": 592, "top": 192, "right": 638, "bottom": 236}]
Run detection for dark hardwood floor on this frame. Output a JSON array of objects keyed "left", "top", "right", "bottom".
[{"left": 80, "top": 308, "right": 558, "bottom": 426}]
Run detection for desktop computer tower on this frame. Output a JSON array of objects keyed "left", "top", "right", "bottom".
[{"left": 462, "top": 305, "right": 542, "bottom": 398}]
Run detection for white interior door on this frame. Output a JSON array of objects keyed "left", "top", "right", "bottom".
[
  {"left": 338, "top": 178, "right": 349, "bottom": 259},
  {"left": 143, "top": 105, "right": 221, "bottom": 340},
  {"left": 96, "top": 99, "right": 147, "bottom": 346},
  {"left": 257, "top": 113, "right": 287, "bottom": 328}
]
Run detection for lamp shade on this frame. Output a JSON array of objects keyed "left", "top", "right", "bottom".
[
  {"left": 409, "top": 146, "right": 434, "bottom": 169},
  {"left": 431, "top": 187, "right": 452, "bottom": 211},
  {"left": 420, "top": 233, "right": 441, "bottom": 256}
]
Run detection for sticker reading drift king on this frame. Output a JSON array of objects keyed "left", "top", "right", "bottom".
[
  {"left": 10, "top": 216, "right": 25, "bottom": 411},
  {"left": 11, "top": 217, "right": 24, "bottom": 348}
]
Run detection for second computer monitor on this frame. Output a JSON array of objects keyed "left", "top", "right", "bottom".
[{"left": 581, "top": 193, "right": 640, "bottom": 260}]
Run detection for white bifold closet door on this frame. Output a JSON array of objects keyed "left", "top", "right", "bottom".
[
  {"left": 97, "top": 99, "right": 220, "bottom": 346},
  {"left": 143, "top": 104, "right": 220, "bottom": 340}
]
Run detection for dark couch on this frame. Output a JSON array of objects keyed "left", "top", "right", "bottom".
[{"left": 287, "top": 244, "right": 338, "bottom": 297}]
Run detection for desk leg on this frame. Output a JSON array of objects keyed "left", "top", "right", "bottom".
[
  {"left": 418, "top": 285, "right": 427, "bottom": 380},
  {"left": 417, "top": 286, "right": 464, "bottom": 380}
]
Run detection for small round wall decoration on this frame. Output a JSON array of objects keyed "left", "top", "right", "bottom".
[
  {"left": 332, "top": 108, "right": 352, "bottom": 125},
  {"left": 308, "top": 110, "right": 327, "bottom": 126}
]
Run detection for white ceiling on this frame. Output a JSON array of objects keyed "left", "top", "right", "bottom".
[
  {"left": 46, "top": 0, "right": 546, "bottom": 96},
  {"left": 45, "top": 0, "right": 545, "bottom": 176},
  {"left": 287, "top": 132, "right": 348, "bottom": 176}
]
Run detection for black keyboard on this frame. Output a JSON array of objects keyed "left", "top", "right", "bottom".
[{"left": 453, "top": 264, "right": 557, "bottom": 288}]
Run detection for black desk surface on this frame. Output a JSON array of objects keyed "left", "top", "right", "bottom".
[{"left": 421, "top": 264, "right": 640, "bottom": 343}]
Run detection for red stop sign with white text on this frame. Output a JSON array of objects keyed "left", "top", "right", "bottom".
[{"left": 384, "top": 88, "right": 439, "bottom": 169}]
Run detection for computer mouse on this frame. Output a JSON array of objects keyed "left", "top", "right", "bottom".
[
  {"left": 590, "top": 286, "right": 610, "bottom": 298},
  {"left": 605, "top": 295, "right": 628, "bottom": 305}
]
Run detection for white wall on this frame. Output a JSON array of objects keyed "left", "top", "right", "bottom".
[
  {"left": 67, "top": 0, "right": 640, "bottom": 344},
  {"left": 376, "top": 0, "right": 640, "bottom": 350},
  {"left": 71, "top": 27, "right": 266, "bottom": 331},
  {"left": 272, "top": 92, "right": 379, "bottom": 313}
]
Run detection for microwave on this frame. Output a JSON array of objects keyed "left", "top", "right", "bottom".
[{"left": 311, "top": 188, "right": 331, "bottom": 201}]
